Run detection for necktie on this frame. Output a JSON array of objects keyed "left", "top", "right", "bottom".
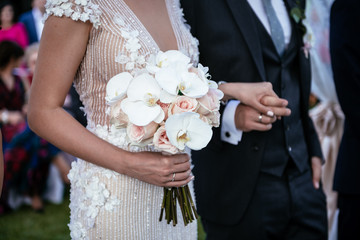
[{"left": 262, "top": 0, "right": 286, "bottom": 56}]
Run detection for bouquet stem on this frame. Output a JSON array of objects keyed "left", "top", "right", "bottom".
[{"left": 159, "top": 185, "right": 198, "bottom": 226}]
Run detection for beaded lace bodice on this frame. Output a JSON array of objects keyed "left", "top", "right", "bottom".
[
  {"left": 44, "top": 1, "right": 199, "bottom": 239},
  {"left": 45, "top": 0, "right": 199, "bottom": 129}
]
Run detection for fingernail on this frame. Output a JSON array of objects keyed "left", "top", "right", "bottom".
[
  {"left": 190, "top": 176, "right": 195, "bottom": 181},
  {"left": 267, "top": 111, "right": 274, "bottom": 117},
  {"left": 315, "top": 182, "right": 319, "bottom": 189}
]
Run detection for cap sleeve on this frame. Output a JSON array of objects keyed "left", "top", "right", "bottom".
[{"left": 44, "top": 0, "right": 101, "bottom": 28}]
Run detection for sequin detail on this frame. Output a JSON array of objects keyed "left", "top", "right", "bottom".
[{"left": 44, "top": 0, "right": 198, "bottom": 238}]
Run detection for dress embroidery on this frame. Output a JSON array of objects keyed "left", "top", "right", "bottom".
[
  {"left": 44, "top": 0, "right": 101, "bottom": 28},
  {"left": 44, "top": 0, "right": 198, "bottom": 239}
]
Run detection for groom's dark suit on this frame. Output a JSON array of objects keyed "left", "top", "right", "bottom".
[{"left": 181, "top": 0, "right": 327, "bottom": 239}]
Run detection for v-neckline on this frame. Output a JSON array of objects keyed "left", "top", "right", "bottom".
[{"left": 120, "top": 0, "right": 180, "bottom": 52}]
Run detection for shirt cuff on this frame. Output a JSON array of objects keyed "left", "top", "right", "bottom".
[{"left": 221, "top": 100, "right": 243, "bottom": 145}]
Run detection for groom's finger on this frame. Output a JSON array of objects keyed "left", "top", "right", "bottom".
[
  {"left": 250, "top": 122, "right": 273, "bottom": 131},
  {"left": 311, "top": 157, "right": 322, "bottom": 189},
  {"left": 254, "top": 114, "right": 276, "bottom": 124}
]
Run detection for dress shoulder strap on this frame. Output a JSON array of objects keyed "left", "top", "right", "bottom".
[{"left": 43, "top": 0, "right": 102, "bottom": 28}]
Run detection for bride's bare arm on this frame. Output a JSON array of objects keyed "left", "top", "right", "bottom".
[{"left": 28, "top": 16, "right": 191, "bottom": 188}]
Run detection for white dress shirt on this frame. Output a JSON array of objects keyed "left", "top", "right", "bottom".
[
  {"left": 221, "top": 0, "right": 292, "bottom": 145},
  {"left": 32, "top": 7, "right": 44, "bottom": 41}
]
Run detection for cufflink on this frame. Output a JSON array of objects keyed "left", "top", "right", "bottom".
[{"left": 225, "top": 131, "right": 231, "bottom": 138}]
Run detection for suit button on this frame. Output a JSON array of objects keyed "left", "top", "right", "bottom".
[
  {"left": 252, "top": 145, "right": 259, "bottom": 152},
  {"left": 288, "top": 146, "right": 292, "bottom": 152},
  {"left": 225, "top": 131, "right": 231, "bottom": 138}
]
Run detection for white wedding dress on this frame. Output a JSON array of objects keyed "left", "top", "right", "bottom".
[{"left": 44, "top": 0, "right": 199, "bottom": 239}]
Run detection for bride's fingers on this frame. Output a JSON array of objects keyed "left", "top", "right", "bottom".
[
  {"left": 250, "top": 101, "right": 275, "bottom": 117},
  {"left": 261, "top": 95, "right": 288, "bottom": 107},
  {"left": 171, "top": 159, "right": 191, "bottom": 173},
  {"left": 170, "top": 153, "right": 190, "bottom": 164},
  {"left": 260, "top": 96, "right": 291, "bottom": 117},
  {"left": 165, "top": 170, "right": 191, "bottom": 183},
  {"left": 164, "top": 175, "right": 194, "bottom": 188},
  {"left": 271, "top": 106, "right": 291, "bottom": 117}
]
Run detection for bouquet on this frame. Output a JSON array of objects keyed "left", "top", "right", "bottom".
[{"left": 106, "top": 50, "right": 223, "bottom": 226}]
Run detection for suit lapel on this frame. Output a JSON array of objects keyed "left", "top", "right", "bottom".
[{"left": 225, "top": 0, "right": 266, "bottom": 82}]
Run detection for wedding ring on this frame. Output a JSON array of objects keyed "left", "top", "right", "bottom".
[
  {"left": 171, "top": 172, "right": 176, "bottom": 182},
  {"left": 258, "top": 114, "right": 263, "bottom": 123}
]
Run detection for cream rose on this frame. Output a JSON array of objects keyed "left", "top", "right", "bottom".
[
  {"left": 153, "top": 126, "right": 178, "bottom": 154},
  {"left": 110, "top": 100, "right": 129, "bottom": 128},
  {"left": 197, "top": 88, "right": 221, "bottom": 116},
  {"left": 168, "top": 96, "right": 198, "bottom": 116},
  {"left": 158, "top": 101, "right": 170, "bottom": 121},
  {"left": 127, "top": 122, "right": 158, "bottom": 144}
]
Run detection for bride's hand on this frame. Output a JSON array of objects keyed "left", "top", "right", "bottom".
[
  {"left": 125, "top": 151, "right": 192, "bottom": 188},
  {"left": 219, "top": 82, "right": 289, "bottom": 117}
]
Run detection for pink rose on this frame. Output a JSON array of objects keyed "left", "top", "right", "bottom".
[
  {"left": 158, "top": 101, "right": 170, "bottom": 121},
  {"left": 168, "top": 96, "right": 198, "bottom": 116},
  {"left": 127, "top": 122, "right": 158, "bottom": 144},
  {"left": 197, "top": 88, "right": 221, "bottom": 115},
  {"left": 153, "top": 126, "right": 178, "bottom": 154},
  {"left": 110, "top": 100, "right": 128, "bottom": 127}
]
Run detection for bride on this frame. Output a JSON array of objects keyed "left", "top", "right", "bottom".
[{"left": 28, "top": 0, "right": 287, "bottom": 239}]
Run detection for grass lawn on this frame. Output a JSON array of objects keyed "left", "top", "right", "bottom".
[{"left": 0, "top": 190, "right": 206, "bottom": 240}]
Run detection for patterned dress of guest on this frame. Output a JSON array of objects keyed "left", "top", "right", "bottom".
[{"left": 0, "top": 75, "right": 59, "bottom": 213}]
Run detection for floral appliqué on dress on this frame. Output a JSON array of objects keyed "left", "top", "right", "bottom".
[{"left": 43, "top": 0, "right": 101, "bottom": 29}]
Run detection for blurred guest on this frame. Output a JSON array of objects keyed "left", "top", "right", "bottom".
[
  {"left": 0, "top": 40, "right": 27, "bottom": 212},
  {"left": 0, "top": 41, "right": 68, "bottom": 214},
  {"left": 0, "top": 130, "right": 3, "bottom": 197},
  {"left": 0, "top": 1, "right": 29, "bottom": 48},
  {"left": 305, "top": 0, "right": 342, "bottom": 238},
  {"left": 19, "top": 0, "right": 46, "bottom": 44},
  {"left": 330, "top": 0, "right": 360, "bottom": 239},
  {"left": 0, "top": 41, "right": 27, "bottom": 146},
  {"left": 24, "top": 42, "right": 39, "bottom": 84}
]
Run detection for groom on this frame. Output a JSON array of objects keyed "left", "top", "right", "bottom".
[{"left": 181, "top": 0, "right": 328, "bottom": 239}]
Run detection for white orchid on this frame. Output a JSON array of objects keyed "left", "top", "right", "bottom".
[
  {"left": 197, "top": 63, "right": 211, "bottom": 80},
  {"left": 154, "top": 64, "right": 209, "bottom": 99},
  {"left": 146, "top": 50, "right": 191, "bottom": 73},
  {"left": 179, "top": 71, "right": 210, "bottom": 97},
  {"left": 121, "top": 73, "right": 164, "bottom": 126},
  {"left": 105, "top": 72, "right": 133, "bottom": 105},
  {"left": 146, "top": 50, "right": 210, "bottom": 99},
  {"left": 165, "top": 112, "right": 212, "bottom": 151}
]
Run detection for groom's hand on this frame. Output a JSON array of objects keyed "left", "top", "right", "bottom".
[
  {"left": 311, "top": 156, "right": 322, "bottom": 189},
  {"left": 234, "top": 104, "right": 276, "bottom": 132}
]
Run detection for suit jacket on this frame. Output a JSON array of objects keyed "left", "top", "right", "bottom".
[
  {"left": 331, "top": 0, "right": 360, "bottom": 195},
  {"left": 19, "top": 11, "right": 39, "bottom": 44},
  {"left": 181, "top": 0, "right": 323, "bottom": 225}
]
